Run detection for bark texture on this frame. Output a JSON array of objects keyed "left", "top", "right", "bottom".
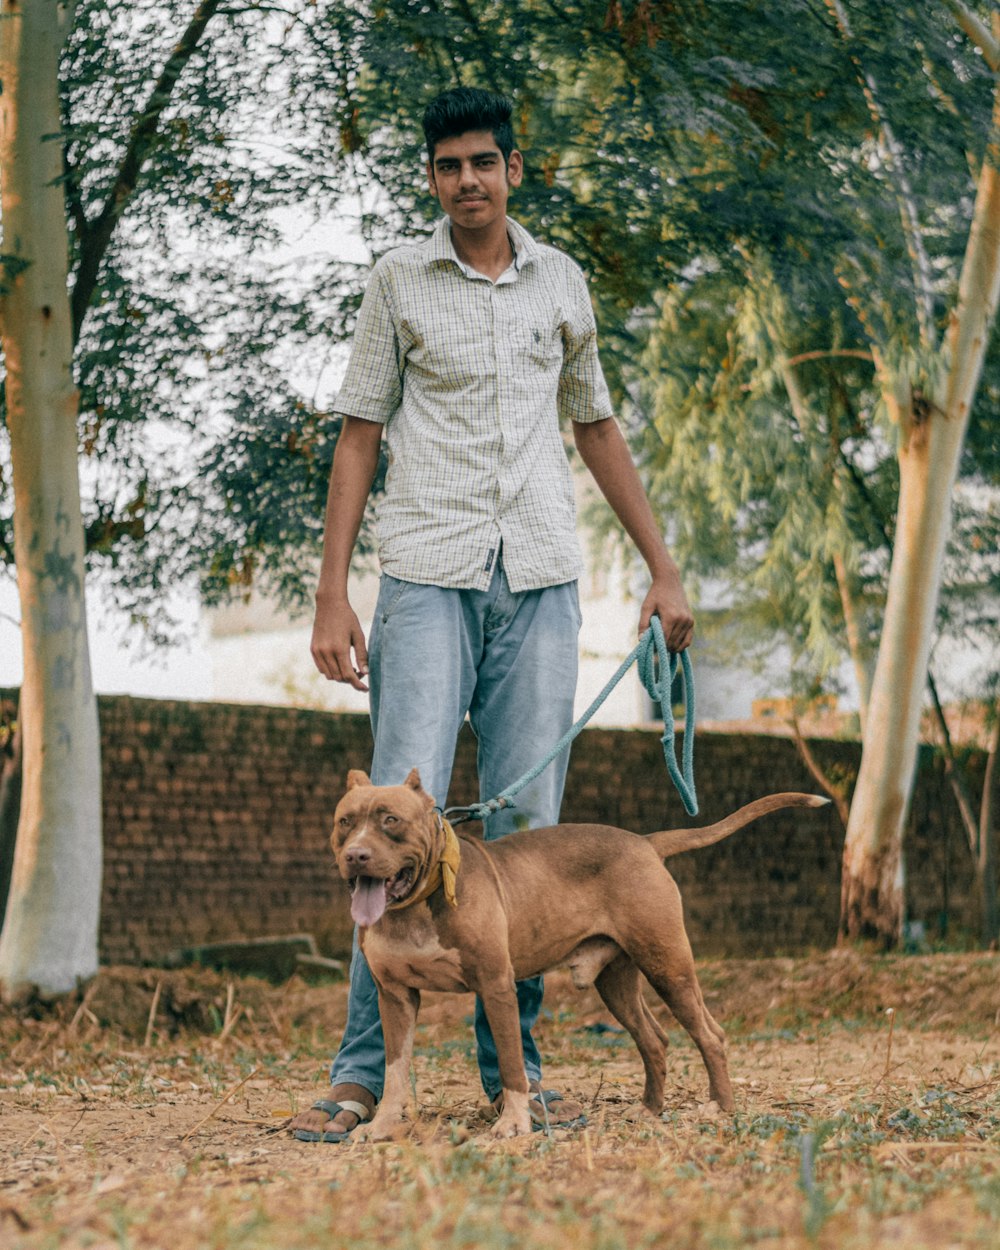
[{"left": 0, "top": 0, "right": 102, "bottom": 999}]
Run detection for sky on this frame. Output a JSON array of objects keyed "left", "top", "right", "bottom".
[{"left": 0, "top": 578, "right": 213, "bottom": 699}]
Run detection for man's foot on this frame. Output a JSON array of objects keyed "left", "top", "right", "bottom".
[{"left": 289, "top": 1083, "right": 376, "bottom": 1142}]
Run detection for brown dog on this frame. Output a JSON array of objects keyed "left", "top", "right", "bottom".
[{"left": 332, "top": 769, "right": 826, "bottom": 1139}]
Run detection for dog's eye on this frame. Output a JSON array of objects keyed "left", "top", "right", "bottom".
[{"left": 383, "top": 815, "right": 398, "bottom": 826}]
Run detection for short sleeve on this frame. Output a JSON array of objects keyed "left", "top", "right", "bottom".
[
  {"left": 333, "top": 263, "right": 403, "bottom": 424},
  {"left": 558, "top": 266, "right": 614, "bottom": 424}
]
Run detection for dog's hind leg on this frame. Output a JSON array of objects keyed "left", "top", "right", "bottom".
[
  {"left": 695, "top": 980, "right": 726, "bottom": 1047},
  {"left": 642, "top": 962, "right": 733, "bottom": 1112},
  {"left": 618, "top": 874, "right": 734, "bottom": 1112},
  {"left": 594, "top": 954, "right": 669, "bottom": 1116}
]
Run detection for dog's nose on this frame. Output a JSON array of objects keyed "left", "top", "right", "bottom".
[{"left": 344, "top": 844, "right": 373, "bottom": 869}]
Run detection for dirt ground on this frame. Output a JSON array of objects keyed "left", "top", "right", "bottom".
[{"left": 2, "top": 951, "right": 1000, "bottom": 1249}]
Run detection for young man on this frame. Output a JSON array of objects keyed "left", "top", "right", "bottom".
[{"left": 290, "top": 87, "right": 693, "bottom": 1142}]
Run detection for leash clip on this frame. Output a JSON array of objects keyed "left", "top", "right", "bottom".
[
  {"left": 443, "top": 805, "right": 478, "bottom": 827},
  {"left": 444, "top": 795, "right": 513, "bottom": 826}
]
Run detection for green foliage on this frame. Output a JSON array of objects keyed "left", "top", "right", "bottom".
[
  {"left": 0, "top": 0, "right": 997, "bottom": 670},
  {"left": 292, "top": 0, "right": 999, "bottom": 693},
  {"left": 635, "top": 262, "right": 897, "bottom": 685},
  {"left": 613, "top": 1, "right": 1000, "bottom": 691},
  {"left": 1, "top": 0, "right": 368, "bottom": 627},
  {"left": 195, "top": 394, "right": 389, "bottom": 610}
]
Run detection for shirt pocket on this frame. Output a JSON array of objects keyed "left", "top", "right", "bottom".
[{"left": 517, "top": 321, "right": 562, "bottom": 371}]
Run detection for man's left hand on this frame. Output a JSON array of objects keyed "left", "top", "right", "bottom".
[{"left": 639, "top": 569, "right": 694, "bottom": 652}]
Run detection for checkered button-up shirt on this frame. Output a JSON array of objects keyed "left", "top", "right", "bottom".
[{"left": 334, "top": 215, "right": 613, "bottom": 592}]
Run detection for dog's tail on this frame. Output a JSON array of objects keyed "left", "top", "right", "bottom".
[{"left": 647, "top": 793, "right": 830, "bottom": 859}]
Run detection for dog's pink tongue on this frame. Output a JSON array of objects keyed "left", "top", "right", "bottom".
[{"left": 351, "top": 877, "right": 388, "bottom": 927}]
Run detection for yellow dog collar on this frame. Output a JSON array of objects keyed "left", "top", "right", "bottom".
[{"left": 398, "top": 815, "right": 461, "bottom": 910}]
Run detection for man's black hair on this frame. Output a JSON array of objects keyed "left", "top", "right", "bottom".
[{"left": 422, "top": 87, "right": 515, "bottom": 164}]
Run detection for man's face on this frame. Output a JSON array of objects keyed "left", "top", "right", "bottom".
[{"left": 427, "top": 130, "right": 523, "bottom": 232}]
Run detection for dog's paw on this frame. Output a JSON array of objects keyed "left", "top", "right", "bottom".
[
  {"left": 355, "top": 1115, "right": 407, "bottom": 1143},
  {"left": 488, "top": 1114, "right": 531, "bottom": 1140}
]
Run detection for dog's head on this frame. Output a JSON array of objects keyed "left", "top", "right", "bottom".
[{"left": 331, "top": 768, "right": 440, "bottom": 926}]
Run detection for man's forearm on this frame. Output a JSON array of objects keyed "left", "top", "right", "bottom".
[
  {"left": 572, "top": 418, "right": 675, "bottom": 574},
  {"left": 311, "top": 416, "right": 384, "bottom": 689},
  {"left": 315, "top": 416, "right": 384, "bottom": 602},
  {"left": 573, "top": 417, "right": 694, "bottom": 648}
]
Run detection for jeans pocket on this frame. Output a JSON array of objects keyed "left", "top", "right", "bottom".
[
  {"left": 567, "top": 579, "right": 583, "bottom": 632},
  {"left": 375, "top": 573, "right": 410, "bottom": 625}
]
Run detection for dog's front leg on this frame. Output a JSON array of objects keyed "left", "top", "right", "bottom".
[
  {"left": 358, "top": 981, "right": 420, "bottom": 1142},
  {"left": 479, "top": 977, "right": 532, "bottom": 1138}
]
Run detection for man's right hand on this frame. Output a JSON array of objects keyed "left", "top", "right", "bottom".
[{"left": 311, "top": 597, "right": 369, "bottom": 691}]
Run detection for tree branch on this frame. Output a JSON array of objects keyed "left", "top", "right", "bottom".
[
  {"left": 927, "top": 669, "right": 981, "bottom": 858},
  {"left": 943, "top": 73, "right": 1000, "bottom": 428},
  {"left": 789, "top": 713, "right": 851, "bottom": 828},
  {"left": 943, "top": 0, "right": 1000, "bottom": 71},
  {"left": 70, "top": 0, "right": 226, "bottom": 342},
  {"left": 825, "top": 0, "right": 938, "bottom": 350},
  {"left": 784, "top": 348, "right": 875, "bottom": 369}
]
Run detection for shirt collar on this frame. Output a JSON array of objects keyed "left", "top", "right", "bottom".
[{"left": 426, "top": 215, "right": 540, "bottom": 277}]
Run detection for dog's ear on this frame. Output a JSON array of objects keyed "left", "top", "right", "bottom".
[
  {"left": 404, "top": 768, "right": 436, "bottom": 808},
  {"left": 346, "top": 770, "right": 371, "bottom": 789}
]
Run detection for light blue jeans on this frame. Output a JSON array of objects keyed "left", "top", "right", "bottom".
[{"left": 329, "top": 560, "right": 580, "bottom": 1101}]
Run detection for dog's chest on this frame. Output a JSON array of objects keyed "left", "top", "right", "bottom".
[{"left": 364, "top": 915, "right": 468, "bottom": 993}]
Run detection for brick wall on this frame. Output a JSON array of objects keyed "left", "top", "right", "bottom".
[{"left": 2, "top": 692, "right": 989, "bottom": 962}]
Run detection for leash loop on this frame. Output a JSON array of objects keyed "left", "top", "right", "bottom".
[
  {"left": 445, "top": 616, "right": 697, "bottom": 825},
  {"left": 635, "top": 617, "right": 698, "bottom": 816}
]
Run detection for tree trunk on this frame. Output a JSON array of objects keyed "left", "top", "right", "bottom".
[
  {"left": 0, "top": 0, "right": 102, "bottom": 1000},
  {"left": 839, "top": 80, "right": 1000, "bottom": 947},
  {"left": 838, "top": 405, "right": 959, "bottom": 946}
]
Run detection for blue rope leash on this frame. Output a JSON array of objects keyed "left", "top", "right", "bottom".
[{"left": 446, "top": 616, "right": 698, "bottom": 825}]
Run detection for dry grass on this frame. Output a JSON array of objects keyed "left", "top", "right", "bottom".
[{"left": 2, "top": 952, "right": 1000, "bottom": 1249}]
